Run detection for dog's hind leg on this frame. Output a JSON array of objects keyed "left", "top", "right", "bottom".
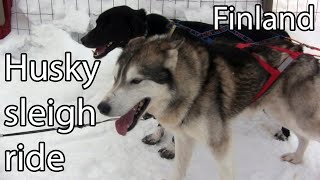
[
  {"left": 209, "top": 133, "right": 235, "bottom": 180},
  {"left": 142, "top": 124, "right": 164, "bottom": 145},
  {"left": 281, "top": 133, "right": 309, "bottom": 164},
  {"left": 169, "top": 134, "right": 194, "bottom": 180}
]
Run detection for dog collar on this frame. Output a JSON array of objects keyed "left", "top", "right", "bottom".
[{"left": 167, "top": 20, "right": 177, "bottom": 37}]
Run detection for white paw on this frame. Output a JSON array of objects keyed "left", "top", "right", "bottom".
[
  {"left": 142, "top": 127, "right": 164, "bottom": 145},
  {"left": 281, "top": 152, "right": 303, "bottom": 164},
  {"left": 142, "top": 133, "right": 162, "bottom": 145}
]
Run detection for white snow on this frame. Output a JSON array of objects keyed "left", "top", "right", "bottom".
[{"left": 1, "top": 0, "right": 320, "bottom": 180}]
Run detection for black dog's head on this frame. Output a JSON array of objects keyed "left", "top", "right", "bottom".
[{"left": 81, "top": 6, "right": 147, "bottom": 59}]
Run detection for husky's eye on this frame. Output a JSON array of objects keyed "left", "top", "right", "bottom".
[{"left": 130, "top": 79, "right": 143, "bottom": 84}]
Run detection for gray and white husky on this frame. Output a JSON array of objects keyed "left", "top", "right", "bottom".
[{"left": 97, "top": 35, "right": 320, "bottom": 180}]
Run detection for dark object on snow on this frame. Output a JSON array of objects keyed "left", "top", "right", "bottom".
[
  {"left": 0, "top": 0, "right": 12, "bottom": 39},
  {"left": 275, "top": 127, "right": 291, "bottom": 141}
]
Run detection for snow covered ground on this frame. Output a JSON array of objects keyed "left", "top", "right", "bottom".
[{"left": 1, "top": 0, "right": 320, "bottom": 180}]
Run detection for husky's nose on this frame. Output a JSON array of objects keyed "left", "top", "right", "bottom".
[{"left": 97, "top": 102, "right": 111, "bottom": 115}]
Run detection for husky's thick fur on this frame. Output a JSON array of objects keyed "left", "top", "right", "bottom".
[
  {"left": 98, "top": 35, "right": 320, "bottom": 180},
  {"left": 83, "top": 5, "right": 292, "bottom": 159}
]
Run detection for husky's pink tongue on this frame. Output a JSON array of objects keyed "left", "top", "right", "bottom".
[{"left": 115, "top": 108, "right": 136, "bottom": 136}]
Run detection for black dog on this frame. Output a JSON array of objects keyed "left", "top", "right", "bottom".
[{"left": 81, "top": 5, "right": 291, "bottom": 159}]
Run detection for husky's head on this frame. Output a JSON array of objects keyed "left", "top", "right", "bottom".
[{"left": 98, "top": 36, "right": 184, "bottom": 135}]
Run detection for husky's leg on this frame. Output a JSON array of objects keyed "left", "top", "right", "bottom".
[
  {"left": 142, "top": 124, "right": 164, "bottom": 145},
  {"left": 281, "top": 133, "right": 309, "bottom": 164},
  {"left": 170, "top": 134, "right": 194, "bottom": 180},
  {"left": 209, "top": 134, "right": 235, "bottom": 180},
  {"left": 159, "top": 137, "right": 175, "bottom": 159}
]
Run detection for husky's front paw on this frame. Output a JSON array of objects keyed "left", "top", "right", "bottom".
[
  {"left": 158, "top": 140, "right": 175, "bottom": 159},
  {"left": 142, "top": 134, "right": 162, "bottom": 145},
  {"left": 281, "top": 152, "right": 303, "bottom": 164},
  {"left": 142, "top": 125, "right": 164, "bottom": 145},
  {"left": 158, "top": 147, "right": 175, "bottom": 159}
]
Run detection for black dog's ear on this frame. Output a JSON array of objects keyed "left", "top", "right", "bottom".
[
  {"left": 136, "top": 9, "right": 147, "bottom": 21},
  {"left": 127, "top": 9, "right": 147, "bottom": 37}
]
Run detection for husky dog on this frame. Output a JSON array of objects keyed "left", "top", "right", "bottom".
[
  {"left": 97, "top": 35, "right": 319, "bottom": 179},
  {"left": 83, "top": 5, "right": 292, "bottom": 159}
]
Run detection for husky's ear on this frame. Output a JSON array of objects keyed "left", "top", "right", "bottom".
[
  {"left": 163, "top": 39, "right": 184, "bottom": 71},
  {"left": 162, "top": 41, "right": 183, "bottom": 72},
  {"left": 126, "top": 36, "right": 146, "bottom": 49}
]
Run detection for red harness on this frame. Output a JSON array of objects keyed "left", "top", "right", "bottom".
[{"left": 236, "top": 43, "right": 304, "bottom": 101}]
